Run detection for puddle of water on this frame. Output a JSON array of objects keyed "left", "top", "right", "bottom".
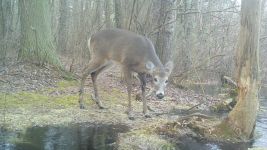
[
  {"left": 253, "top": 97, "right": 267, "bottom": 148},
  {"left": 0, "top": 123, "right": 129, "bottom": 150},
  {"left": 177, "top": 137, "right": 251, "bottom": 150}
]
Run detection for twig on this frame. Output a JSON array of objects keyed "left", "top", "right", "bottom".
[
  {"left": 178, "top": 112, "right": 215, "bottom": 121},
  {"left": 186, "top": 101, "right": 206, "bottom": 112}
]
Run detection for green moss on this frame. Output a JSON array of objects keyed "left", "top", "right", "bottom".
[
  {"left": 56, "top": 80, "right": 78, "bottom": 88},
  {"left": 210, "top": 101, "right": 231, "bottom": 112},
  {"left": 0, "top": 79, "right": 129, "bottom": 111},
  {"left": 0, "top": 92, "right": 49, "bottom": 109},
  {"left": 103, "top": 88, "right": 127, "bottom": 103},
  {"left": 52, "top": 94, "right": 93, "bottom": 108},
  {"left": 229, "top": 88, "right": 238, "bottom": 98},
  {"left": 0, "top": 91, "right": 94, "bottom": 109},
  {"left": 118, "top": 129, "right": 175, "bottom": 150},
  {"left": 212, "top": 121, "right": 240, "bottom": 141}
]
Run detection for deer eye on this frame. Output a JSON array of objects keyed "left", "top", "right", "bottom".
[
  {"left": 165, "top": 80, "right": 169, "bottom": 83},
  {"left": 154, "top": 78, "right": 158, "bottom": 82}
]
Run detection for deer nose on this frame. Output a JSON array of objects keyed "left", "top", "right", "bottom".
[{"left": 156, "top": 93, "right": 164, "bottom": 99}]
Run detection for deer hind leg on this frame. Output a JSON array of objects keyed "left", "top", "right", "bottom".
[
  {"left": 79, "top": 59, "right": 106, "bottom": 109},
  {"left": 91, "top": 62, "right": 112, "bottom": 109}
]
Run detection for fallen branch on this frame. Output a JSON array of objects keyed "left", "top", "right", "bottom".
[
  {"left": 0, "top": 79, "right": 7, "bottom": 83},
  {"left": 178, "top": 112, "right": 215, "bottom": 121},
  {"left": 222, "top": 75, "right": 237, "bottom": 87}
]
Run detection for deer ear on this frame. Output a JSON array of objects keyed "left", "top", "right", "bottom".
[
  {"left": 146, "top": 61, "right": 155, "bottom": 72},
  {"left": 164, "top": 61, "right": 174, "bottom": 75}
]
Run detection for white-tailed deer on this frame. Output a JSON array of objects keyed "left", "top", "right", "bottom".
[{"left": 79, "top": 29, "right": 173, "bottom": 119}]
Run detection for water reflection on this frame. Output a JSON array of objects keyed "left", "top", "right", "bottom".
[
  {"left": 253, "top": 89, "right": 267, "bottom": 148},
  {"left": 0, "top": 123, "right": 129, "bottom": 150},
  {"left": 177, "top": 136, "right": 252, "bottom": 150}
]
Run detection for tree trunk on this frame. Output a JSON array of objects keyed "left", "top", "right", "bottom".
[
  {"left": 0, "top": 0, "right": 4, "bottom": 39},
  {"left": 57, "top": 0, "right": 69, "bottom": 52},
  {"left": 114, "top": 0, "right": 123, "bottom": 28},
  {"left": 224, "top": 0, "right": 261, "bottom": 139},
  {"left": 18, "top": 0, "right": 59, "bottom": 66},
  {"left": 104, "top": 0, "right": 112, "bottom": 28},
  {"left": 128, "top": 0, "right": 136, "bottom": 30},
  {"left": 0, "top": 0, "right": 5, "bottom": 64},
  {"left": 152, "top": 0, "right": 176, "bottom": 63},
  {"left": 94, "top": 0, "right": 103, "bottom": 30}
]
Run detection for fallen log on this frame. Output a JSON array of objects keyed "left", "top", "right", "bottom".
[{"left": 222, "top": 76, "right": 237, "bottom": 87}]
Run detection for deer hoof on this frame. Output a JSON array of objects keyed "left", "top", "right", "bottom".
[
  {"left": 147, "top": 106, "right": 155, "bottom": 112},
  {"left": 127, "top": 111, "right": 135, "bottom": 120},
  {"left": 91, "top": 94, "right": 96, "bottom": 101},
  {"left": 97, "top": 102, "right": 106, "bottom": 109},
  {"left": 144, "top": 113, "right": 151, "bottom": 118},
  {"left": 128, "top": 116, "right": 135, "bottom": 120},
  {"left": 98, "top": 105, "right": 106, "bottom": 109},
  {"left": 128, "top": 114, "right": 135, "bottom": 120},
  {"left": 80, "top": 104, "right": 86, "bottom": 109}
]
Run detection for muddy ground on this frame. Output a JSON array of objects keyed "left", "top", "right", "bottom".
[{"left": 0, "top": 61, "right": 233, "bottom": 149}]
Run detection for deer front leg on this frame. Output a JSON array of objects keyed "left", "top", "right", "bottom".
[
  {"left": 124, "top": 69, "right": 134, "bottom": 120},
  {"left": 138, "top": 73, "right": 151, "bottom": 118},
  {"left": 79, "top": 75, "right": 87, "bottom": 109}
]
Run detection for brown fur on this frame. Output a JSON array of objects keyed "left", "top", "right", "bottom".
[{"left": 79, "top": 29, "right": 173, "bottom": 119}]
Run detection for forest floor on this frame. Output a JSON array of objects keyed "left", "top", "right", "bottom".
[{"left": 0, "top": 60, "right": 233, "bottom": 149}]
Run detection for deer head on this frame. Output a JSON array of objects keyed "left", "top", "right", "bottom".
[{"left": 146, "top": 61, "right": 174, "bottom": 99}]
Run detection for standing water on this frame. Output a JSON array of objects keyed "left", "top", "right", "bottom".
[
  {"left": 253, "top": 87, "right": 267, "bottom": 148},
  {"left": 0, "top": 123, "right": 129, "bottom": 150}
]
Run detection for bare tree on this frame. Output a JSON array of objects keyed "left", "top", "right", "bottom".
[
  {"left": 114, "top": 0, "right": 123, "bottom": 28},
  {"left": 57, "top": 0, "right": 70, "bottom": 52},
  {"left": 104, "top": 0, "right": 112, "bottom": 28},
  {"left": 218, "top": 0, "right": 262, "bottom": 139},
  {"left": 151, "top": 0, "right": 176, "bottom": 63},
  {"left": 18, "top": 0, "right": 59, "bottom": 66},
  {"left": 0, "top": 0, "right": 5, "bottom": 64},
  {"left": 0, "top": 0, "right": 4, "bottom": 39}
]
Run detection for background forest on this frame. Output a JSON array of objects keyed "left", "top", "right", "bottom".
[{"left": 1, "top": 0, "right": 266, "bottom": 85}]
